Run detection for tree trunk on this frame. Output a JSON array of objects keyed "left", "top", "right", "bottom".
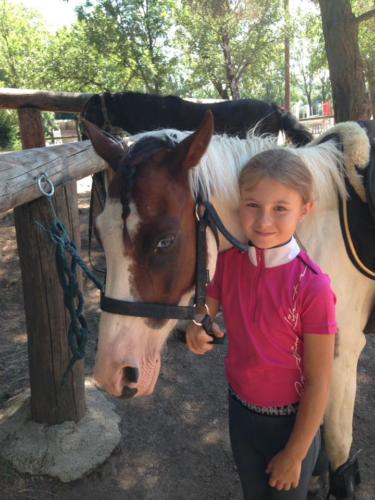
[
  {"left": 364, "top": 59, "right": 375, "bottom": 117},
  {"left": 284, "top": 0, "right": 291, "bottom": 111},
  {"left": 318, "top": 0, "right": 371, "bottom": 121},
  {"left": 221, "top": 28, "right": 240, "bottom": 99}
]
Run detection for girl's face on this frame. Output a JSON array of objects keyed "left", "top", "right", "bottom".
[{"left": 239, "top": 177, "right": 313, "bottom": 249}]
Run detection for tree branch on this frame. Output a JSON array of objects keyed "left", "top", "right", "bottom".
[{"left": 355, "top": 9, "right": 375, "bottom": 24}]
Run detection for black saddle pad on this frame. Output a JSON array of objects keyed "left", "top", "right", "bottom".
[
  {"left": 339, "top": 121, "right": 375, "bottom": 280},
  {"left": 339, "top": 178, "right": 375, "bottom": 280}
]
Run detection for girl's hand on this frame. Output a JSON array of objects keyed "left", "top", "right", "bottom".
[
  {"left": 266, "top": 449, "right": 302, "bottom": 490},
  {"left": 186, "top": 321, "right": 224, "bottom": 355}
]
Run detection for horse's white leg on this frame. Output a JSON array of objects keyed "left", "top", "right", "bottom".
[
  {"left": 299, "top": 214, "right": 374, "bottom": 472},
  {"left": 324, "top": 325, "right": 366, "bottom": 469},
  {"left": 323, "top": 263, "right": 374, "bottom": 470}
]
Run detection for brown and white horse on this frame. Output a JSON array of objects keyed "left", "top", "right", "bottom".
[{"left": 84, "top": 113, "right": 373, "bottom": 496}]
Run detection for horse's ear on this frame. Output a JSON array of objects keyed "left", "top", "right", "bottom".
[
  {"left": 174, "top": 110, "right": 214, "bottom": 170},
  {"left": 81, "top": 118, "right": 127, "bottom": 171}
]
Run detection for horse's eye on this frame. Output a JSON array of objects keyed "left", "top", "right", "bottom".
[{"left": 155, "top": 235, "right": 175, "bottom": 251}]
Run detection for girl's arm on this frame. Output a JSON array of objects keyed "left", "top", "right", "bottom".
[
  {"left": 267, "top": 333, "right": 335, "bottom": 491},
  {"left": 186, "top": 296, "right": 224, "bottom": 355}
]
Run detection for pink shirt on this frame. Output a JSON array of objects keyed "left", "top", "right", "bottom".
[{"left": 207, "top": 238, "right": 336, "bottom": 407}]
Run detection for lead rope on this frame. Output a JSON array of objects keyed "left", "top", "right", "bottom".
[{"left": 35, "top": 173, "right": 104, "bottom": 384}]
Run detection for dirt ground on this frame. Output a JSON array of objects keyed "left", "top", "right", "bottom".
[{"left": 0, "top": 184, "right": 374, "bottom": 500}]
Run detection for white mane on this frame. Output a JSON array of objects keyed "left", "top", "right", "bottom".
[
  {"left": 130, "top": 126, "right": 356, "bottom": 211},
  {"left": 129, "top": 129, "right": 278, "bottom": 203}
]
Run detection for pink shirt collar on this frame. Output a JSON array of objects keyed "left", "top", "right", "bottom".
[{"left": 248, "top": 237, "right": 300, "bottom": 268}]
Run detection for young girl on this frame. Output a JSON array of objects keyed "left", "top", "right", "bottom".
[{"left": 186, "top": 148, "right": 336, "bottom": 500}]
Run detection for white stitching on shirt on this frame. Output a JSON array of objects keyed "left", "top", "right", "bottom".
[
  {"left": 284, "top": 265, "right": 307, "bottom": 329},
  {"left": 284, "top": 265, "right": 308, "bottom": 395},
  {"left": 291, "top": 336, "right": 305, "bottom": 396}
]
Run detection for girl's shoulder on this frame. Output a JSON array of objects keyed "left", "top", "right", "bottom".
[
  {"left": 296, "top": 250, "right": 326, "bottom": 277},
  {"left": 295, "top": 250, "right": 334, "bottom": 296}
]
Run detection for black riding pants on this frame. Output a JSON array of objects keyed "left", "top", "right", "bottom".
[{"left": 229, "top": 393, "right": 320, "bottom": 500}]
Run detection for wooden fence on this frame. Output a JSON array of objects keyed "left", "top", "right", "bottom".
[
  {"left": 0, "top": 88, "right": 105, "bottom": 425},
  {"left": 300, "top": 115, "right": 335, "bottom": 137}
]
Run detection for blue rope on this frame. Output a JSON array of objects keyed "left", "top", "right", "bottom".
[
  {"left": 37, "top": 217, "right": 104, "bottom": 385},
  {"left": 49, "top": 219, "right": 104, "bottom": 291}
]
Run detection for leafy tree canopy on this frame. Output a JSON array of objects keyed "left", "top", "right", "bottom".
[{"left": 0, "top": 0, "right": 50, "bottom": 88}]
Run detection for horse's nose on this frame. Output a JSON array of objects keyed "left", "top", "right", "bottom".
[
  {"left": 119, "top": 366, "right": 139, "bottom": 399},
  {"left": 124, "top": 366, "right": 139, "bottom": 383},
  {"left": 122, "top": 386, "right": 138, "bottom": 399}
]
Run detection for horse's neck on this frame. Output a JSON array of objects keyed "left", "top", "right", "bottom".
[{"left": 211, "top": 195, "right": 247, "bottom": 251}]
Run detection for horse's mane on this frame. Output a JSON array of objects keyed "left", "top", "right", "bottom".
[
  {"left": 132, "top": 122, "right": 369, "bottom": 215},
  {"left": 129, "top": 128, "right": 349, "bottom": 211}
]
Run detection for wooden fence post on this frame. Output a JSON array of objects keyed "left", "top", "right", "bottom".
[{"left": 14, "top": 107, "right": 85, "bottom": 424}]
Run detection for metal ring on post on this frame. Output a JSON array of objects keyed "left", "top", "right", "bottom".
[{"left": 37, "top": 172, "right": 55, "bottom": 198}]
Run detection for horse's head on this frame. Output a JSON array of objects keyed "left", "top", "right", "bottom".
[{"left": 84, "top": 112, "right": 217, "bottom": 398}]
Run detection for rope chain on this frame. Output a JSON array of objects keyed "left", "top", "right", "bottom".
[{"left": 35, "top": 174, "right": 104, "bottom": 384}]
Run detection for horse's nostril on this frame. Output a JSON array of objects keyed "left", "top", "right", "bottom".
[
  {"left": 122, "top": 386, "right": 138, "bottom": 399},
  {"left": 125, "top": 366, "right": 139, "bottom": 383}
]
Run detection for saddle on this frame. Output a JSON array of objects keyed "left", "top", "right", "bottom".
[
  {"left": 336, "top": 120, "right": 375, "bottom": 332},
  {"left": 339, "top": 148, "right": 375, "bottom": 280}
]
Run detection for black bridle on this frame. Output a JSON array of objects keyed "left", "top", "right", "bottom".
[{"left": 100, "top": 194, "right": 248, "bottom": 329}]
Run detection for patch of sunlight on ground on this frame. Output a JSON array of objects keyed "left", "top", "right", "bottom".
[
  {"left": 77, "top": 176, "right": 93, "bottom": 194},
  {"left": 12, "top": 334, "right": 27, "bottom": 344}
]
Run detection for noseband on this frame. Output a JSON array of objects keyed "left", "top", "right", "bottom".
[{"left": 100, "top": 194, "right": 248, "bottom": 322}]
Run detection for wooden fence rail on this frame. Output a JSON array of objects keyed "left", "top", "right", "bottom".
[
  {"left": 0, "top": 88, "right": 92, "bottom": 112},
  {"left": 0, "top": 141, "right": 107, "bottom": 213}
]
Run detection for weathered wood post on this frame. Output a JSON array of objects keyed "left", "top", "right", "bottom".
[{"left": 14, "top": 107, "right": 85, "bottom": 424}]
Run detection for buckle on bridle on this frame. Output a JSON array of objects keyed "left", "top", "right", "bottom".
[
  {"left": 192, "top": 303, "right": 210, "bottom": 326},
  {"left": 193, "top": 304, "right": 214, "bottom": 336}
]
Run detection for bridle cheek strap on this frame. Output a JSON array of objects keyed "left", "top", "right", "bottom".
[{"left": 100, "top": 202, "right": 212, "bottom": 321}]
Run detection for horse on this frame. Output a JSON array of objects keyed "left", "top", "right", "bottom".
[
  {"left": 82, "top": 91, "right": 313, "bottom": 145},
  {"left": 83, "top": 113, "right": 374, "bottom": 499}
]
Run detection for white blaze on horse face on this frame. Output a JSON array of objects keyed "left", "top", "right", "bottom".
[
  {"left": 96, "top": 200, "right": 132, "bottom": 298},
  {"left": 126, "top": 202, "right": 141, "bottom": 240},
  {"left": 93, "top": 198, "right": 202, "bottom": 397},
  {"left": 94, "top": 199, "right": 162, "bottom": 396}
]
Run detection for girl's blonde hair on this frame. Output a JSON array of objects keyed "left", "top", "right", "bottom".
[{"left": 239, "top": 148, "right": 315, "bottom": 203}]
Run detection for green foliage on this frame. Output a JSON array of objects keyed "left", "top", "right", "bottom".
[
  {"left": 73, "top": 0, "right": 179, "bottom": 93},
  {"left": 176, "top": 0, "right": 283, "bottom": 99},
  {"left": 0, "top": 0, "right": 50, "bottom": 88},
  {"left": 0, "top": 110, "right": 20, "bottom": 151},
  {"left": 353, "top": 0, "right": 375, "bottom": 111},
  {"left": 291, "top": 5, "right": 331, "bottom": 112},
  {"left": 42, "top": 22, "right": 131, "bottom": 92},
  {"left": 42, "top": 112, "right": 59, "bottom": 143},
  {"left": 0, "top": 0, "right": 372, "bottom": 115}
]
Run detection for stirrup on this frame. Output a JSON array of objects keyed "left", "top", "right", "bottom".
[{"left": 327, "top": 450, "right": 361, "bottom": 499}]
